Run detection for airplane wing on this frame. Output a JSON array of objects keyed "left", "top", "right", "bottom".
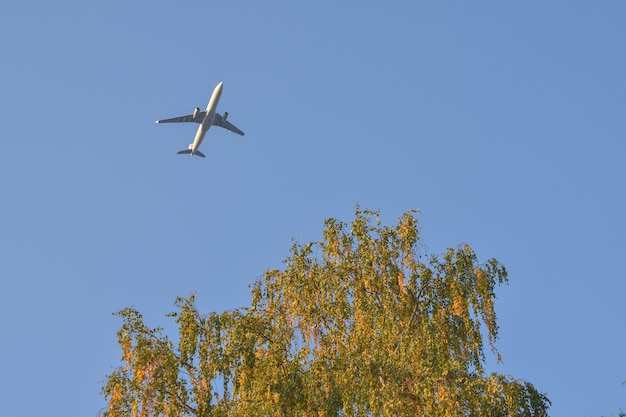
[
  {"left": 156, "top": 111, "right": 206, "bottom": 124},
  {"left": 213, "top": 113, "right": 245, "bottom": 136}
]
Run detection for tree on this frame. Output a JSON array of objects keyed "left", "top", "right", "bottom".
[{"left": 101, "top": 208, "right": 550, "bottom": 416}]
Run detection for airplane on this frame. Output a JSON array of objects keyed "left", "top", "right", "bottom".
[{"left": 155, "top": 82, "right": 245, "bottom": 158}]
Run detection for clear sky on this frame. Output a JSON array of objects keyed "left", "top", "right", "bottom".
[{"left": 1, "top": 2, "right": 624, "bottom": 416}]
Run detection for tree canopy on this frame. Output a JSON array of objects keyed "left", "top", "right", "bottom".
[{"left": 102, "top": 208, "right": 550, "bottom": 416}]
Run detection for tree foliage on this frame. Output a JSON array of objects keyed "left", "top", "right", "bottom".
[{"left": 102, "top": 208, "right": 550, "bottom": 416}]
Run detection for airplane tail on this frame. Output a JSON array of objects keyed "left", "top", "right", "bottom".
[{"left": 177, "top": 149, "right": 206, "bottom": 158}]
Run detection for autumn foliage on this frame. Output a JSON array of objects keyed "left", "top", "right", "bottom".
[{"left": 102, "top": 208, "right": 550, "bottom": 416}]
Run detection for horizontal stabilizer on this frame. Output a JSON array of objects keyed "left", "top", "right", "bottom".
[{"left": 176, "top": 149, "right": 206, "bottom": 158}]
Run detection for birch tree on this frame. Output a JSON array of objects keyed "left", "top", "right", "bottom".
[{"left": 102, "top": 208, "right": 550, "bottom": 416}]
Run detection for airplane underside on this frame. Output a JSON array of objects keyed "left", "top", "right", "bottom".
[{"left": 155, "top": 82, "right": 244, "bottom": 159}]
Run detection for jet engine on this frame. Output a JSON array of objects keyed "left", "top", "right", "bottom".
[
  {"left": 188, "top": 144, "right": 193, "bottom": 149},
  {"left": 192, "top": 107, "right": 200, "bottom": 119},
  {"left": 222, "top": 112, "right": 229, "bottom": 124}
]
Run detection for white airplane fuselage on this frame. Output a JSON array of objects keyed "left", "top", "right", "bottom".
[{"left": 190, "top": 82, "right": 223, "bottom": 155}]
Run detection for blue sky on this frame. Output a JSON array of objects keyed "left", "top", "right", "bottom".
[{"left": 1, "top": 2, "right": 624, "bottom": 416}]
